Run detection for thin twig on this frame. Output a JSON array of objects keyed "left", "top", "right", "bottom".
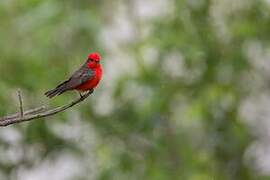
[
  {"left": 1, "top": 106, "right": 47, "bottom": 120},
  {"left": 0, "top": 90, "right": 93, "bottom": 127},
  {"left": 18, "top": 90, "right": 24, "bottom": 117}
]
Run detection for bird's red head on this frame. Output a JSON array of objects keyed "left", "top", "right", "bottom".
[{"left": 88, "top": 53, "right": 101, "bottom": 62}]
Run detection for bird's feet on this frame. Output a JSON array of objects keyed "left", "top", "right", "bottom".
[
  {"left": 78, "top": 89, "right": 94, "bottom": 99},
  {"left": 89, "top": 89, "right": 94, "bottom": 94},
  {"left": 78, "top": 92, "right": 83, "bottom": 99}
]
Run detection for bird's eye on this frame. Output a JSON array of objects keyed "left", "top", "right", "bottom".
[{"left": 88, "top": 58, "right": 99, "bottom": 63}]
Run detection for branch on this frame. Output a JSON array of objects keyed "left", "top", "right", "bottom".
[
  {"left": 0, "top": 90, "right": 93, "bottom": 127},
  {"left": 18, "top": 90, "right": 24, "bottom": 117}
]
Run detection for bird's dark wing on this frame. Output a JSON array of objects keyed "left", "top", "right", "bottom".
[
  {"left": 45, "top": 63, "right": 94, "bottom": 98},
  {"left": 60, "top": 63, "right": 94, "bottom": 90}
]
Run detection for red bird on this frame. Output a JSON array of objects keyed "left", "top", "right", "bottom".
[{"left": 45, "top": 53, "right": 102, "bottom": 98}]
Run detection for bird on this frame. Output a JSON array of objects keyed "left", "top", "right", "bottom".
[{"left": 45, "top": 52, "right": 102, "bottom": 98}]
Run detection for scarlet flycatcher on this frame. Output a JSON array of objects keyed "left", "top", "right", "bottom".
[{"left": 45, "top": 53, "right": 102, "bottom": 98}]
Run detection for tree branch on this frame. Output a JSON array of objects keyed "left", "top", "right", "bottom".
[
  {"left": 18, "top": 90, "right": 24, "bottom": 117},
  {"left": 0, "top": 90, "right": 93, "bottom": 127}
]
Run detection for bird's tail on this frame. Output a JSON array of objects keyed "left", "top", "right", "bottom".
[
  {"left": 45, "top": 81, "right": 69, "bottom": 98},
  {"left": 44, "top": 88, "right": 63, "bottom": 98}
]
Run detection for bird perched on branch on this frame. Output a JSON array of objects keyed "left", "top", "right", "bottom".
[{"left": 45, "top": 53, "right": 102, "bottom": 98}]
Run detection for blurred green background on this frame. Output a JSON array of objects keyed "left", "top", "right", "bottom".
[{"left": 0, "top": 0, "right": 270, "bottom": 179}]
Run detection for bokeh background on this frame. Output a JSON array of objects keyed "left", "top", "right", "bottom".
[{"left": 0, "top": 0, "right": 270, "bottom": 179}]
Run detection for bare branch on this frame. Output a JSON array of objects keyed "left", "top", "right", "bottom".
[
  {"left": 17, "top": 90, "right": 24, "bottom": 117},
  {"left": 0, "top": 90, "right": 93, "bottom": 127},
  {"left": 1, "top": 106, "right": 47, "bottom": 121}
]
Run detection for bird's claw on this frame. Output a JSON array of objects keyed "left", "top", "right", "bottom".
[
  {"left": 78, "top": 89, "right": 94, "bottom": 99},
  {"left": 89, "top": 89, "right": 94, "bottom": 94},
  {"left": 79, "top": 92, "right": 83, "bottom": 99}
]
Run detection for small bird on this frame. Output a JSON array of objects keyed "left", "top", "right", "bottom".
[{"left": 45, "top": 53, "right": 102, "bottom": 98}]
